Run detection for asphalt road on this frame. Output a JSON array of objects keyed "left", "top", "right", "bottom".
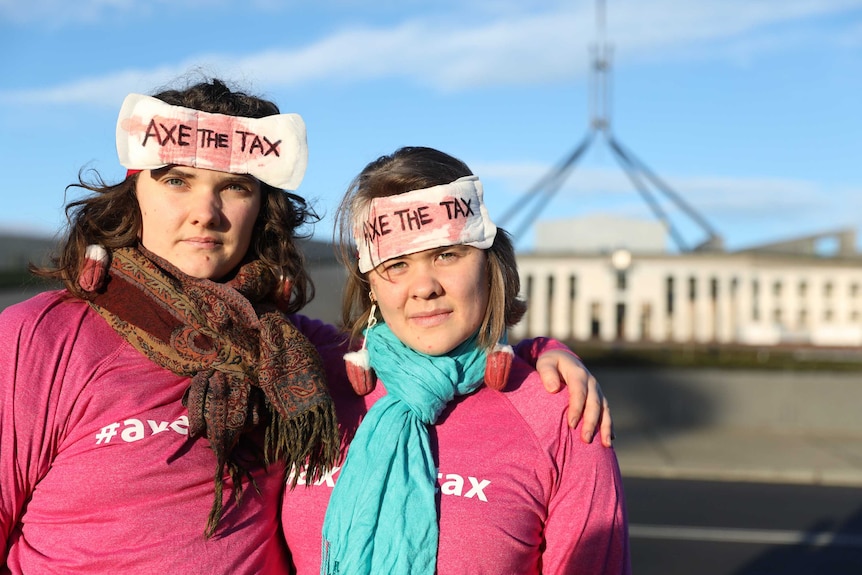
[{"left": 624, "top": 477, "right": 862, "bottom": 575}]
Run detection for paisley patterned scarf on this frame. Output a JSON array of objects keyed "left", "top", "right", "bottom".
[{"left": 89, "top": 245, "right": 339, "bottom": 535}]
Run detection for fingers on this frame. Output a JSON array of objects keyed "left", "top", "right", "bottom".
[
  {"left": 566, "top": 380, "right": 587, "bottom": 430},
  {"left": 537, "top": 354, "right": 564, "bottom": 394},
  {"left": 580, "top": 375, "right": 616, "bottom": 447},
  {"left": 578, "top": 375, "right": 603, "bottom": 442},
  {"left": 533, "top": 348, "right": 614, "bottom": 447},
  {"left": 599, "top": 399, "right": 615, "bottom": 447}
]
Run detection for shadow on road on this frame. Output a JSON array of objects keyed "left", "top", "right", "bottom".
[{"left": 733, "top": 505, "right": 862, "bottom": 575}]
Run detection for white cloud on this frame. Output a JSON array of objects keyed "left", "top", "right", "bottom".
[
  {"left": 0, "top": 68, "right": 181, "bottom": 107},
  {"left": 475, "top": 160, "right": 861, "bottom": 245},
  {"left": 2, "top": 0, "right": 859, "bottom": 105},
  {"left": 1, "top": 0, "right": 155, "bottom": 26},
  {"left": 0, "top": 0, "right": 562, "bottom": 27},
  {"left": 0, "top": 0, "right": 289, "bottom": 27}
]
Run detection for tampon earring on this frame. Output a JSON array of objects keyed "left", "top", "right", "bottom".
[
  {"left": 274, "top": 272, "right": 294, "bottom": 312},
  {"left": 78, "top": 245, "right": 110, "bottom": 292},
  {"left": 344, "top": 291, "right": 378, "bottom": 395},
  {"left": 484, "top": 342, "right": 513, "bottom": 391}
]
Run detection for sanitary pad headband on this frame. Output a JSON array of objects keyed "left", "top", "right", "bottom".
[
  {"left": 116, "top": 93, "right": 308, "bottom": 190},
  {"left": 354, "top": 175, "right": 497, "bottom": 273}
]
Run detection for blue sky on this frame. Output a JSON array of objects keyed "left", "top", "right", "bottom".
[{"left": 1, "top": 0, "right": 861, "bottom": 252}]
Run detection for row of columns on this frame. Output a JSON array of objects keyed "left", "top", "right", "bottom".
[{"left": 511, "top": 257, "right": 862, "bottom": 346}]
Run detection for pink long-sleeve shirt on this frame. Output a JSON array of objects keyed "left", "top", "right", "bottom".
[
  {"left": 1, "top": 290, "right": 593, "bottom": 574},
  {"left": 282, "top": 317, "right": 631, "bottom": 575},
  {"left": 0, "top": 291, "right": 293, "bottom": 574}
]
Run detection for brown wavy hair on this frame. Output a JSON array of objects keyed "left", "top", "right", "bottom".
[
  {"left": 31, "top": 78, "right": 318, "bottom": 311},
  {"left": 335, "top": 146, "right": 526, "bottom": 350}
]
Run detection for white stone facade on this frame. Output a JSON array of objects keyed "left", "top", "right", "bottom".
[{"left": 511, "top": 251, "right": 862, "bottom": 347}]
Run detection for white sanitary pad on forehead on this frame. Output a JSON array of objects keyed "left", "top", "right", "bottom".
[
  {"left": 116, "top": 93, "right": 308, "bottom": 190},
  {"left": 354, "top": 175, "right": 498, "bottom": 273}
]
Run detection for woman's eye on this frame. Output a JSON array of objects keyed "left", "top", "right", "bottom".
[
  {"left": 224, "top": 181, "right": 258, "bottom": 196},
  {"left": 164, "top": 177, "right": 185, "bottom": 187},
  {"left": 384, "top": 261, "right": 407, "bottom": 272}
]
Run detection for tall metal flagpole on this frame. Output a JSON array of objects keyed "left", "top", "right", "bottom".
[{"left": 500, "top": 0, "right": 724, "bottom": 252}]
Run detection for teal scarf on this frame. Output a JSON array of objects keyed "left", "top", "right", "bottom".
[{"left": 321, "top": 323, "right": 487, "bottom": 575}]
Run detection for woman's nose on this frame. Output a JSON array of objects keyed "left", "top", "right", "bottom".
[
  {"left": 410, "top": 268, "right": 443, "bottom": 299},
  {"left": 190, "top": 191, "right": 222, "bottom": 227}
]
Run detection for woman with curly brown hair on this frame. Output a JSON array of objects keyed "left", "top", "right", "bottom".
[{"left": 0, "top": 78, "right": 609, "bottom": 574}]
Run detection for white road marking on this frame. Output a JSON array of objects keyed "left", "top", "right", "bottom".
[{"left": 630, "top": 524, "right": 862, "bottom": 548}]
